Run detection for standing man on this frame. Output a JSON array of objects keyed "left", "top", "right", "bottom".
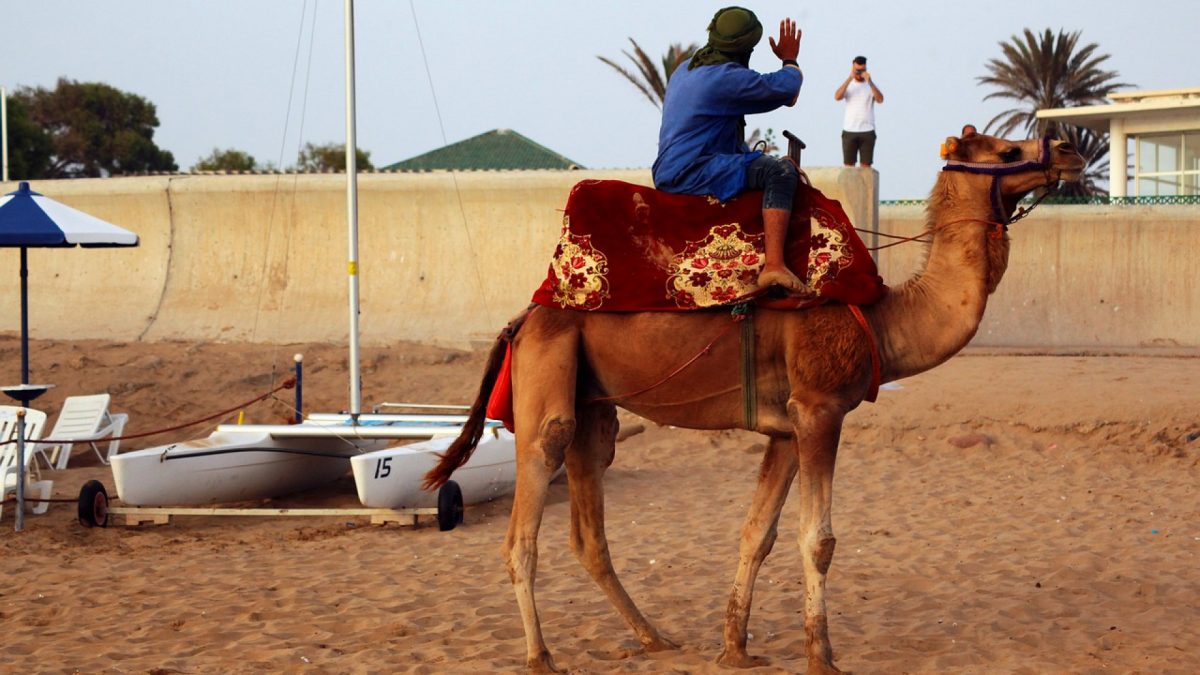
[
  {"left": 653, "top": 7, "right": 806, "bottom": 292},
  {"left": 834, "top": 55, "right": 884, "bottom": 168}
]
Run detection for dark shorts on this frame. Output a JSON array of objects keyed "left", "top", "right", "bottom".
[{"left": 842, "top": 130, "right": 877, "bottom": 166}]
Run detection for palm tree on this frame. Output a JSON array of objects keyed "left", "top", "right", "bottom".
[
  {"left": 1056, "top": 125, "right": 1109, "bottom": 197},
  {"left": 599, "top": 39, "right": 777, "bottom": 152},
  {"left": 598, "top": 39, "right": 698, "bottom": 110},
  {"left": 978, "top": 28, "right": 1129, "bottom": 196}
]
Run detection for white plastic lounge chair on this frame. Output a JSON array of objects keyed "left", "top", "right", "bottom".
[
  {"left": 1, "top": 405, "right": 52, "bottom": 520},
  {"left": 35, "top": 393, "right": 130, "bottom": 470}
]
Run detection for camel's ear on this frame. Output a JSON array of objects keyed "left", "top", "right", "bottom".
[{"left": 939, "top": 137, "right": 960, "bottom": 160}]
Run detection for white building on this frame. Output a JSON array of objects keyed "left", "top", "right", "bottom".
[{"left": 1037, "top": 88, "right": 1200, "bottom": 197}]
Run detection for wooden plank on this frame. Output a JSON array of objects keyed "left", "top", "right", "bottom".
[
  {"left": 108, "top": 506, "right": 438, "bottom": 518},
  {"left": 371, "top": 513, "right": 419, "bottom": 526},
  {"left": 122, "top": 513, "right": 171, "bottom": 526}
]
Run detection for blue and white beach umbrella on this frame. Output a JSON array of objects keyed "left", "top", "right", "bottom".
[{"left": 0, "top": 181, "right": 138, "bottom": 384}]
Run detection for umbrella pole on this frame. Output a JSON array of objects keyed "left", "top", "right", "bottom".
[
  {"left": 19, "top": 246, "right": 28, "bottom": 385},
  {"left": 15, "top": 409, "right": 26, "bottom": 532}
]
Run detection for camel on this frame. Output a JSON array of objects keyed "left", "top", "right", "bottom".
[{"left": 424, "top": 132, "right": 1085, "bottom": 673}]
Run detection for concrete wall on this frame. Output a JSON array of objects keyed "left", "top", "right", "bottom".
[
  {"left": 4, "top": 170, "right": 1194, "bottom": 350},
  {"left": 877, "top": 203, "right": 1200, "bottom": 348},
  {"left": 0, "top": 169, "right": 876, "bottom": 348}
]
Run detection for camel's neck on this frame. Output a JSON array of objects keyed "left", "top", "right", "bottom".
[{"left": 866, "top": 176, "right": 1011, "bottom": 381}]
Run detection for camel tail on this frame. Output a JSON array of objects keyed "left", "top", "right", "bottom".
[{"left": 422, "top": 307, "right": 531, "bottom": 490}]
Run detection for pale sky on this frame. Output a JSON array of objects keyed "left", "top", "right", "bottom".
[{"left": 2, "top": 0, "right": 1196, "bottom": 199}]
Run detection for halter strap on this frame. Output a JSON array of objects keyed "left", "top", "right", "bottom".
[
  {"left": 942, "top": 134, "right": 1057, "bottom": 225},
  {"left": 941, "top": 134, "right": 1052, "bottom": 176}
]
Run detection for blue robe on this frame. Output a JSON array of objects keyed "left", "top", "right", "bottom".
[{"left": 652, "top": 59, "right": 802, "bottom": 201}]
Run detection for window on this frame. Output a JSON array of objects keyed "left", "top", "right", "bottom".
[
  {"left": 1133, "top": 131, "right": 1200, "bottom": 196},
  {"left": 1186, "top": 132, "right": 1200, "bottom": 172}
]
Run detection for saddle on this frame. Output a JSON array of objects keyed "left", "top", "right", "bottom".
[
  {"left": 530, "top": 179, "right": 886, "bottom": 312},
  {"left": 489, "top": 179, "right": 889, "bottom": 431}
]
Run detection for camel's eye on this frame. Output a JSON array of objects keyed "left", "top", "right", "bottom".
[{"left": 999, "top": 147, "right": 1022, "bottom": 162}]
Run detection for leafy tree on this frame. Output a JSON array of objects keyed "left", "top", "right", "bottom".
[
  {"left": 295, "top": 142, "right": 373, "bottom": 172},
  {"left": 598, "top": 39, "right": 699, "bottom": 110},
  {"left": 977, "top": 28, "right": 1129, "bottom": 195},
  {"left": 192, "top": 148, "right": 259, "bottom": 172},
  {"left": 14, "top": 78, "right": 177, "bottom": 177},
  {"left": 2, "top": 94, "right": 55, "bottom": 179}
]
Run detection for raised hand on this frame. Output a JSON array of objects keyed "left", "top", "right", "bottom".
[{"left": 768, "top": 18, "right": 801, "bottom": 62}]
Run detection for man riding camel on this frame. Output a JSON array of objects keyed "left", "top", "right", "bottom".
[{"left": 652, "top": 6, "right": 805, "bottom": 292}]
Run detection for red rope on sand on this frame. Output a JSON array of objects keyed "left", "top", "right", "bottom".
[{"left": 0, "top": 377, "right": 296, "bottom": 448}]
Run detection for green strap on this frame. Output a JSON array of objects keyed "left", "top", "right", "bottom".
[{"left": 733, "top": 303, "right": 757, "bottom": 429}]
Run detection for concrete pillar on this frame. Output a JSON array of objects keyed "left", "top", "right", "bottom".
[{"left": 1109, "top": 118, "right": 1127, "bottom": 197}]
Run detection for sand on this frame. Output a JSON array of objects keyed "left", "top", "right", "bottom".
[{"left": 1, "top": 336, "right": 1198, "bottom": 673}]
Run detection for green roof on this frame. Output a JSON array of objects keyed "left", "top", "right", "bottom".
[{"left": 383, "top": 129, "right": 584, "bottom": 171}]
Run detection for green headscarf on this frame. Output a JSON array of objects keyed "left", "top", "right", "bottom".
[{"left": 688, "top": 6, "right": 763, "bottom": 70}]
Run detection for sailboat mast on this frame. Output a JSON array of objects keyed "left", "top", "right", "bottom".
[{"left": 343, "top": 0, "right": 362, "bottom": 416}]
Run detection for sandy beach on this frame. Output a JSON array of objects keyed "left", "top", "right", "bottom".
[{"left": 1, "top": 336, "right": 1197, "bottom": 673}]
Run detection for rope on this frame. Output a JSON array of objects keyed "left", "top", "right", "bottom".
[
  {"left": 854, "top": 226, "right": 933, "bottom": 251},
  {"left": 0, "top": 378, "right": 296, "bottom": 448},
  {"left": 586, "top": 315, "right": 743, "bottom": 404},
  {"left": 408, "top": 0, "right": 503, "bottom": 331},
  {"left": 1007, "top": 185, "right": 1056, "bottom": 224}
]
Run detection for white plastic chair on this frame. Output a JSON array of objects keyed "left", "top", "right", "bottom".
[
  {"left": 35, "top": 393, "right": 130, "bottom": 469},
  {"left": 1, "top": 405, "right": 52, "bottom": 520}
]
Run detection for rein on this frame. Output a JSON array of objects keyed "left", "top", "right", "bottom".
[{"left": 858, "top": 135, "right": 1062, "bottom": 250}]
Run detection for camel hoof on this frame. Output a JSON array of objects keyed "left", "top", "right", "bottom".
[
  {"left": 805, "top": 661, "right": 848, "bottom": 675},
  {"left": 716, "top": 648, "right": 770, "bottom": 668},
  {"left": 526, "top": 653, "right": 564, "bottom": 674},
  {"left": 644, "top": 635, "right": 680, "bottom": 652}
]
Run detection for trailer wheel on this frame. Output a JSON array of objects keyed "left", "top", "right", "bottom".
[
  {"left": 437, "top": 480, "right": 464, "bottom": 531},
  {"left": 78, "top": 480, "right": 110, "bottom": 528}
]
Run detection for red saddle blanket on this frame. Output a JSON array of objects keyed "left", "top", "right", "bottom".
[{"left": 530, "top": 179, "right": 886, "bottom": 311}]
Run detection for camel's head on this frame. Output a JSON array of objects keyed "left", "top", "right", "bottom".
[{"left": 940, "top": 133, "right": 1086, "bottom": 219}]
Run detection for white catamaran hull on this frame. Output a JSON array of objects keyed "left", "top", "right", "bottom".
[
  {"left": 351, "top": 428, "right": 517, "bottom": 509},
  {"left": 110, "top": 430, "right": 372, "bottom": 506},
  {"left": 110, "top": 415, "right": 468, "bottom": 507}
]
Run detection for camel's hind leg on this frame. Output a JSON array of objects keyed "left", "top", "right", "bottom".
[
  {"left": 565, "top": 401, "right": 678, "bottom": 653},
  {"left": 504, "top": 312, "right": 579, "bottom": 673},
  {"left": 790, "top": 401, "right": 846, "bottom": 675},
  {"left": 717, "top": 435, "right": 799, "bottom": 668}
]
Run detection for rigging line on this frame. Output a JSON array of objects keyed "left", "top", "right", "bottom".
[
  {"left": 408, "top": 0, "right": 503, "bottom": 330},
  {"left": 259, "top": 0, "right": 321, "bottom": 401},
  {"left": 254, "top": 0, "right": 312, "bottom": 361},
  {"left": 267, "top": 0, "right": 322, "bottom": 392}
]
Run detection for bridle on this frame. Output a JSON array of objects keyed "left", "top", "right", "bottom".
[
  {"left": 941, "top": 134, "right": 1063, "bottom": 229},
  {"left": 870, "top": 134, "right": 1065, "bottom": 248}
]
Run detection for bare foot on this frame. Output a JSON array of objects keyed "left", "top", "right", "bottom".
[{"left": 757, "top": 264, "right": 804, "bottom": 292}]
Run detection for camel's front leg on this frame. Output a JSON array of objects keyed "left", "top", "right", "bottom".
[
  {"left": 565, "top": 402, "right": 677, "bottom": 653},
  {"left": 790, "top": 401, "right": 846, "bottom": 675},
  {"left": 717, "top": 435, "right": 798, "bottom": 668}
]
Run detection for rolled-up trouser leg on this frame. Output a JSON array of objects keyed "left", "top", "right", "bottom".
[{"left": 745, "top": 155, "right": 799, "bottom": 210}]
